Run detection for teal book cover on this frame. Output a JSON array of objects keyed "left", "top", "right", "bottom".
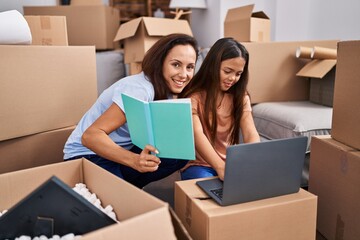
[{"left": 121, "top": 93, "right": 195, "bottom": 160}]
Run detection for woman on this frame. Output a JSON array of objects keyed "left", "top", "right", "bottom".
[
  {"left": 64, "top": 33, "right": 199, "bottom": 188},
  {"left": 179, "top": 37, "right": 260, "bottom": 181}
]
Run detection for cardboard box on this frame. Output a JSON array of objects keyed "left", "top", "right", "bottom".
[
  {"left": 175, "top": 179, "right": 317, "bottom": 240},
  {"left": 296, "top": 59, "right": 336, "bottom": 107},
  {"left": 114, "top": 17, "right": 193, "bottom": 63},
  {"left": 127, "top": 61, "right": 142, "bottom": 75},
  {"left": 23, "top": 5, "right": 120, "bottom": 50},
  {"left": 0, "top": 45, "right": 97, "bottom": 141},
  {"left": 0, "top": 126, "right": 75, "bottom": 174},
  {"left": 24, "top": 15, "right": 68, "bottom": 46},
  {"left": 242, "top": 40, "right": 338, "bottom": 103},
  {"left": 308, "top": 136, "right": 360, "bottom": 240},
  {"left": 71, "top": 0, "right": 103, "bottom": 5},
  {"left": 224, "top": 4, "right": 270, "bottom": 42},
  {"left": 0, "top": 159, "right": 181, "bottom": 239},
  {"left": 332, "top": 40, "right": 360, "bottom": 150}
]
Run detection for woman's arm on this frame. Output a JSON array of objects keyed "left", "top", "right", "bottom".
[
  {"left": 240, "top": 111, "right": 260, "bottom": 143},
  {"left": 192, "top": 114, "right": 226, "bottom": 180},
  {"left": 81, "top": 103, "right": 161, "bottom": 172}
]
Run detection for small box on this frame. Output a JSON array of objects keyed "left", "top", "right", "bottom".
[
  {"left": 114, "top": 17, "right": 193, "bottom": 63},
  {"left": 0, "top": 45, "right": 97, "bottom": 141},
  {"left": 296, "top": 59, "right": 336, "bottom": 107},
  {"left": 24, "top": 5, "right": 120, "bottom": 50},
  {"left": 175, "top": 179, "right": 317, "bottom": 240},
  {"left": 224, "top": 4, "right": 270, "bottom": 42},
  {"left": 0, "top": 159, "right": 183, "bottom": 239},
  {"left": 308, "top": 136, "right": 360, "bottom": 240},
  {"left": 332, "top": 40, "right": 360, "bottom": 150},
  {"left": 0, "top": 126, "right": 75, "bottom": 174},
  {"left": 24, "top": 15, "right": 68, "bottom": 46}
]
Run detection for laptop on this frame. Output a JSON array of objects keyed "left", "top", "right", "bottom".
[
  {"left": 196, "top": 136, "right": 307, "bottom": 206},
  {"left": 0, "top": 176, "right": 117, "bottom": 239}
]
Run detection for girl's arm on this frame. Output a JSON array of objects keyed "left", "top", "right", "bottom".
[
  {"left": 240, "top": 111, "right": 260, "bottom": 143},
  {"left": 81, "top": 103, "right": 161, "bottom": 172},
  {"left": 192, "top": 114, "right": 226, "bottom": 180}
]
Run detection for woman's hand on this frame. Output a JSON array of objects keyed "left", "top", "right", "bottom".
[{"left": 134, "top": 145, "right": 161, "bottom": 173}]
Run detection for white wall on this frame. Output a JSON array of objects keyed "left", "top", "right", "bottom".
[
  {"left": 192, "top": 0, "right": 360, "bottom": 47},
  {"left": 0, "top": 0, "right": 57, "bottom": 14},
  {"left": 274, "top": 0, "right": 360, "bottom": 42}
]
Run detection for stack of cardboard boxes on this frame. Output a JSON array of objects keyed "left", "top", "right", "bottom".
[
  {"left": 0, "top": 15, "right": 97, "bottom": 174},
  {"left": 23, "top": 0, "right": 124, "bottom": 96},
  {"left": 309, "top": 41, "right": 360, "bottom": 240}
]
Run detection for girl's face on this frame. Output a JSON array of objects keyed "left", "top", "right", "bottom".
[
  {"left": 162, "top": 44, "right": 197, "bottom": 95},
  {"left": 219, "top": 57, "right": 246, "bottom": 92}
]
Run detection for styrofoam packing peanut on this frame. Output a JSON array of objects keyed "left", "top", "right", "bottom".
[
  {"left": 88, "top": 193, "right": 97, "bottom": 204},
  {"left": 0, "top": 209, "right": 7, "bottom": 217},
  {"left": 72, "top": 183, "right": 118, "bottom": 222},
  {"left": 107, "top": 211, "right": 117, "bottom": 221},
  {"left": 13, "top": 233, "right": 81, "bottom": 240},
  {"left": 104, "top": 205, "right": 113, "bottom": 213}
]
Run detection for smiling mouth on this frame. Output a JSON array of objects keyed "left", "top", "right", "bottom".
[
  {"left": 224, "top": 82, "right": 233, "bottom": 88},
  {"left": 172, "top": 78, "right": 187, "bottom": 87}
]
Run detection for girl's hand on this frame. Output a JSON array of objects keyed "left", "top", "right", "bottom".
[
  {"left": 135, "top": 145, "right": 161, "bottom": 172},
  {"left": 215, "top": 162, "right": 225, "bottom": 181}
]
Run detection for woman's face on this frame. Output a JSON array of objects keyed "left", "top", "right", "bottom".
[
  {"left": 162, "top": 44, "right": 197, "bottom": 95},
  {"left": 219, "top": 57, "right": 246, "bottom": 92}
]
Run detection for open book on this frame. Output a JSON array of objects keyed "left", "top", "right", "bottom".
[{"left": 121, "top": 93, "right": 195, "bottom": 160}]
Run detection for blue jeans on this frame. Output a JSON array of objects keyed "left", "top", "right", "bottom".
[
  {"left": 181, "top": 165, "right": 218, "bottom": 180},
  {"left": 65, "top": 145, "right": 187, "bottom": 188}
]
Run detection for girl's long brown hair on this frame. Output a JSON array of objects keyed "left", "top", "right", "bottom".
[
  {"left": 180, "top": 38, "right": 250, "bottom": 145},
  {"left": 142, "top": 33, "right": 199, "bottom": 100}
]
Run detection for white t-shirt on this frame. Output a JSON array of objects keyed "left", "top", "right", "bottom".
[{"left": 63, "top": 72, "right": 154, "bottom": 159}]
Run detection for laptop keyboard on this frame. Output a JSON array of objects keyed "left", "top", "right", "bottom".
[{"left": 210, "top": 188, "right": 223, "bottom": 200}]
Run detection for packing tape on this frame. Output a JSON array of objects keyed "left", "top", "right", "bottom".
[{"left": 0, "top": 10, "right": 32, "bottom": 45}]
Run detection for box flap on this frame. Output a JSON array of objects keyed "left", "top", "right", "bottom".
[
  {"left": 225, "top": 4, "right": 254, "bottom": 22},
  {"left": 296, "top": 59, "right": 336, "bottom": 78},
  {"left": 142, "top": 17, "right": 193, "bottom": 37},
  {"left": 113, "top": 17, "right": 143, "bottom": 41},
  {"left": 252, "top": 11, "right": 269, "bottom": 20}
]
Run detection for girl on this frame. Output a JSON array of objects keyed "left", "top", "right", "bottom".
[
  {"left": 64, "top": 33, "right": 199, "bottom": 188},
  {"left": 180, "top": 38, "right": 260, "bottom": 181}
]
